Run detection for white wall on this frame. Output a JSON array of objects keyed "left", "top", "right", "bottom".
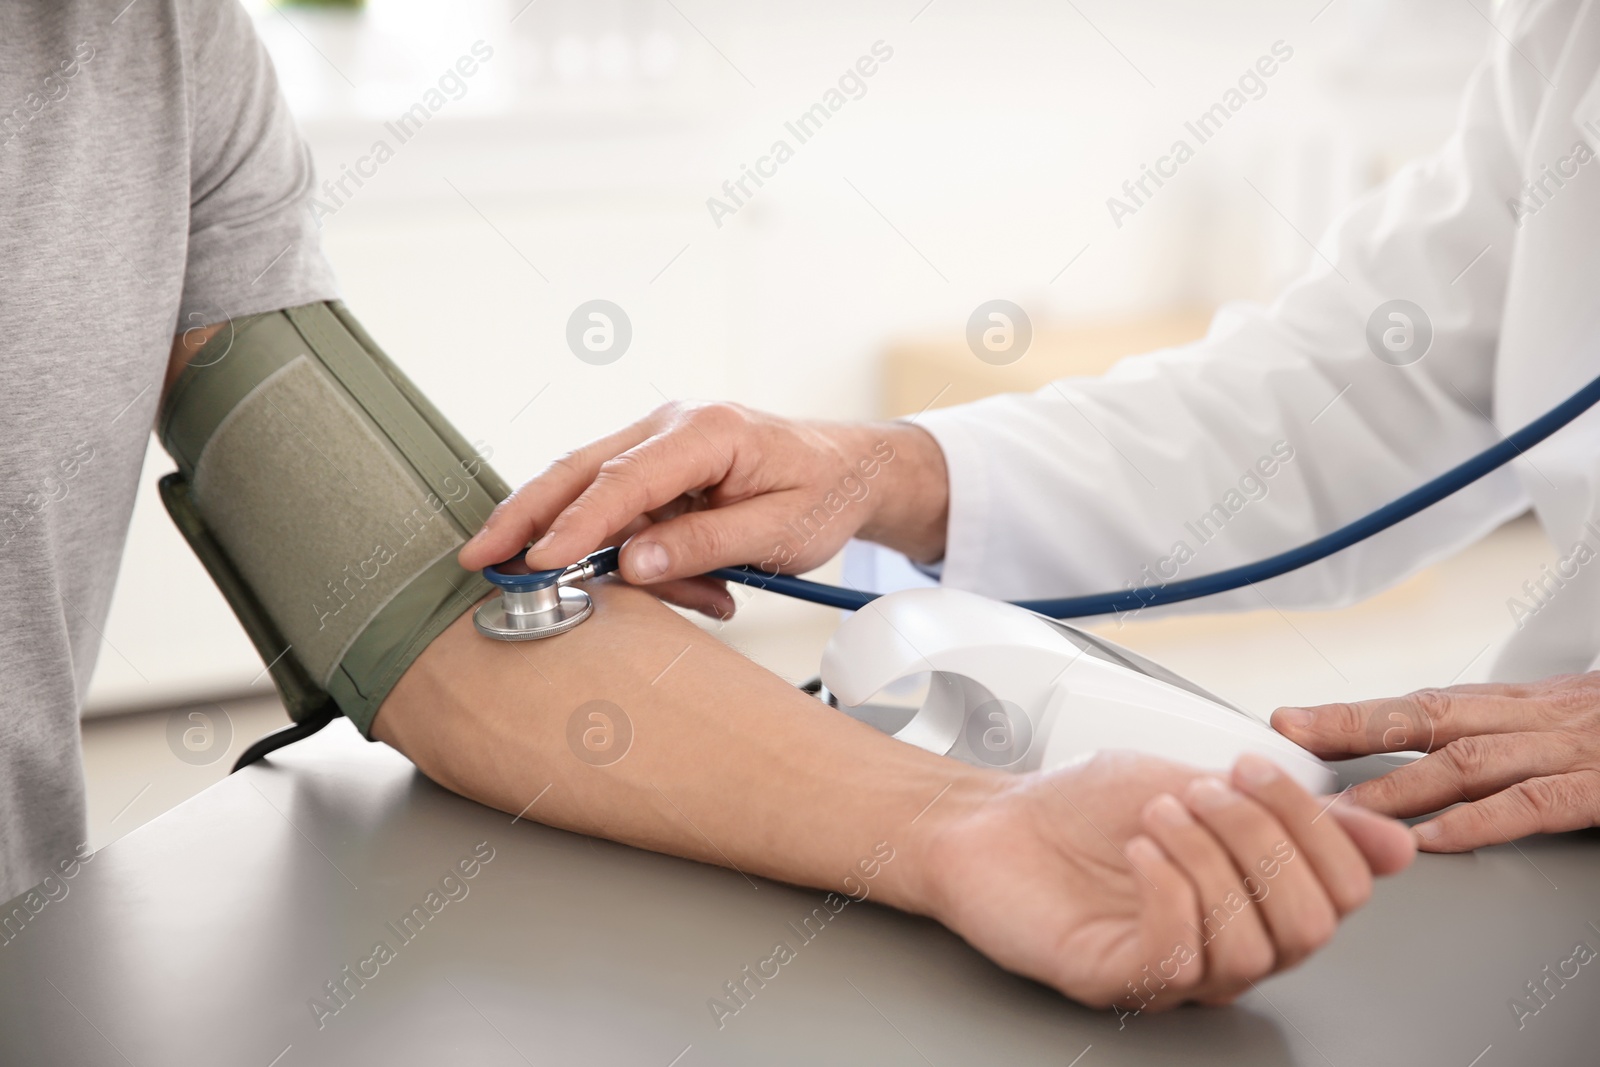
[{"left": 85, "top": 0, "right": 1494, "bottom": 711}]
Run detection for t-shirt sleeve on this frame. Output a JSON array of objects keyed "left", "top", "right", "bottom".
[{"left": 179, "top": 0, "right": 339, "bottom": 326}]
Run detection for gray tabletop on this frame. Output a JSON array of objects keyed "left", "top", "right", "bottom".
[{"left": 2, "top": 721, "right": 1596, "bottom": 1067}]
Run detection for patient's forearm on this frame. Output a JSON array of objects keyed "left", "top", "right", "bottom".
[
  {"left": 371, "top": 579, "right": 1416, "bottom": 1009},
  {"left": 371, "top": 581, "right": 998, "bottom": 910}
]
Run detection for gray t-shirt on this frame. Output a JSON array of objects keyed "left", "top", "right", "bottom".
[{"left": 0, "top": 0, "right": 337, "bottom": 902}]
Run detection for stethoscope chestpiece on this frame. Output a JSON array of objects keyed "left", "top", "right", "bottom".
[{"left": 474, "top": 557, "right": 594, "bottom": 641}]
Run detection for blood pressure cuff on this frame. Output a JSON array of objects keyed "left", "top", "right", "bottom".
[{"left": 158, "top": 301, "right": 511, "bottom": 737}]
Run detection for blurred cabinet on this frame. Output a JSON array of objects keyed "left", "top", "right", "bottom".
[{"left": 879, "top": 309, "right": 1213, "bottom": 418}]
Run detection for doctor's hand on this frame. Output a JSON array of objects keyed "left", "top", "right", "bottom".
[
  {"left": 1271, "top": 673, "right": 1600, "bottom": 852},
  {"left": 457, "top": 403, "right": 949, "bottom": 617},
  {"left": 914, "top": 752, "right": 1414, "bottom": 1011}
]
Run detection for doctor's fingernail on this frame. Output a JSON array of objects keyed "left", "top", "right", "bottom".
[
  {"left": 1234, "top": 753, "right": 1279, "bottom": 788},
  {"left": 1414, "top": 821, "right": 1443, "bottom": 842},
  {"left": 1186, "top": 777, "right": 1236, "bottom": 810},
  {"left": 1275, "top": 707, "right": 1314, "bottom": 729},
  {"left": 630, "top": 541, "right": 669, "bottom": 580}
]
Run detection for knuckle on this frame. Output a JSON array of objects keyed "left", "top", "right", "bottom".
[
  {"left": 552, "top": 496, "right": 597, "bottom": 532},
  {"left": 557, "top": 490, "right": 626, "bottom": 536},
  {"left": 692, "top": 401, "right": 746, "bottom": 434},
  {"left": 1410, "top": 688, "right": 1453, "bottom": 729},
  {"left": 595, "top": 452, "right": 640, "bottom": 482},
  {"left": 1544, "top": 680, "right": 1596, "bottom": 717},
  {"left": 683, "top": 515, "right": 732, "bottom": 562},
  {"left": 544, "top": 449, "right": 587, "bottom": 480},
  {"left": 1510, "top": 775, "right": 1568, "bottom": 822},
  {"left": 483, "top": 491, "right": 517, "bottom": 526},
  {"left": 1437, "top": 735, "right": 1492, "bottom": 782},
  {"left": 592, "top": 455, "right": 654, "bottom": 505},
  {"left": 488, "top": 484, "right": 549, "bottom": 538},
  {"left": 1317, "top": 702, "right": 1366, "bottom": 740},
  {"left": 1574, "top": 769, "right": 1600, "bottom": 814}
]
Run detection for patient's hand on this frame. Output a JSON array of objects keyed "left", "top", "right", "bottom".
[
  {"left": 909, "top": 751, "right": 1413, "bottom": 1011},
  {"left": 374, "top": 582, "right": 1411, "bottom": 1012}
]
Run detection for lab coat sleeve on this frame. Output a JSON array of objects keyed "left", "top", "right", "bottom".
[{"left": 916, "top": 5, "right": 1569, "bottom": 615}]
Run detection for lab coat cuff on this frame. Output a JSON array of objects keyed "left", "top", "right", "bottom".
[{"left": 908, "top": 411, "right": 992, "bottom": 593}]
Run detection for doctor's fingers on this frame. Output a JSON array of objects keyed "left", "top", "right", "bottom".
[
  {"left": 1407, "top": 769, "right": 1600, "bottom": 852},
  {"left": 1344, "top": 731, "right": 1589, "bottom": 819},
  {"left": 638, "top": 575, "right": 737, "bottom": 619},
  {"left": 618, "top": 492, "right": 850, "bottom": 584},
  {"left": 458, "top": 415, "right": 662, "bottom": 570},
  {"left": 521, "top": 424, "right": 750, "bottom": 572},
  {"left": 1270, "top": 686, "right": 1565, "bottom": 759},
  {"left": 590, "top": 513, "right": 738, "bottom": 616}
]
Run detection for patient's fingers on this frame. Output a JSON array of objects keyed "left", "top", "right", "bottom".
[
  {"left": 459, "top": 414, "right": 662, "bottom": 570},
  {"left": 1139, "top": 793, "right": 1273, "bottom": 1004},
  {"left": 1325, "top": 803, "right": 1417, "bottom": 875},
  {"left": 1228, "top": 754, "right": 1373, "bottom": 915},
  {"left": 1183, "top": 777, "right": 1338, "bottom": 972},
  {"left": 1118, "top": 835, "right": 1203, "bottom": 1011}
]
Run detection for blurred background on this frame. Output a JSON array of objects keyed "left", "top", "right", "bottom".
[{"left": 82, "top": 0, "right": 1553, "bottom": 847}]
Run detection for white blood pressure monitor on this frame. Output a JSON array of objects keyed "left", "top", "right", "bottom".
[{"left": 821, "top": 587, "right": 1336, "bottom": 793}]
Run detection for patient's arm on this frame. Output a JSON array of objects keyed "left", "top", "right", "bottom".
[
  {"left": 373, "top": 579, "right": 967, "bottom": 894},
  {"left": 160, "top": 323, "right": 1410, "bottom": 1009},
  {"left": 372, "top": 579, "right": 1414, "bottom": 1011}
]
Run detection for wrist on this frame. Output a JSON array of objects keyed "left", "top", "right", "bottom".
[
  {"left": 867, "top": 766, "right": 1008, "bottom": 916},
  {"left": 849, "top": 421, "right": 950, "bottom": 564}
]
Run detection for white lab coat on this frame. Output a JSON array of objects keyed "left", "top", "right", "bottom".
[{"left": 915, "top": 0, "right": 1600, "bottom": 683}]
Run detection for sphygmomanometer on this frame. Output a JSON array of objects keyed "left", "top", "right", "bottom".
[
  {"left": 161, "top": 299, "right": 1600, "bottom": 772},
  {"left": 159, "top": 302, "right": 510, "bottom": 767}
]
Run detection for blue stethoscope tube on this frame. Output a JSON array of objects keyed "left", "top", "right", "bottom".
[{"left": 709, "top": 370, "right": 1600, "bottom": 619}]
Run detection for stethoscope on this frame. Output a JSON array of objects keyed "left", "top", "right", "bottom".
[
  {"left": 475, "top": 546, "right": 621, "bottom": 640},
  {"left": 475, "top": 368, "right": 1600, "bottom": 638}
]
